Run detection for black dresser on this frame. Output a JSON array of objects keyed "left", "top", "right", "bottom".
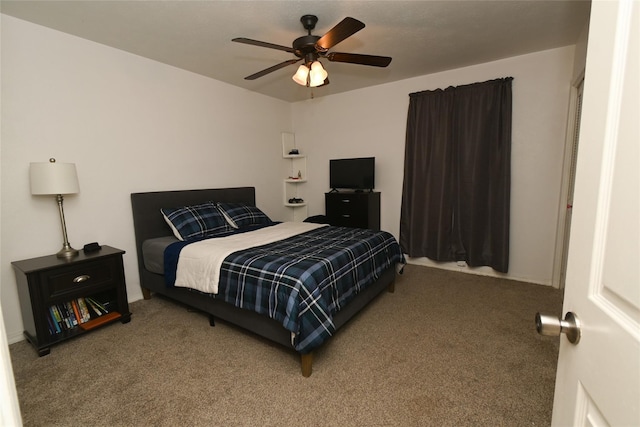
[{"left": 325, "top": 191, "right": 380, "bottom": 230}]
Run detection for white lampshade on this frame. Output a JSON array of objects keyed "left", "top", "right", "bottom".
[
  {"left": 292, "top": 64, "right": 310, "bottom": 86},
  {"left": 30, "top": 159, "right": 80, "bottom": 195},
  {"left": 309, "top": 61, "right": 328, "bottom": 87}
]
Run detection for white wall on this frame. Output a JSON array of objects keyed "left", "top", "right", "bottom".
[
  {"left": 292, "top": 46, "right": 576, "bottom": 286},
  {"left": 0, "top": 15, "right": 292, "bottom": 343}
]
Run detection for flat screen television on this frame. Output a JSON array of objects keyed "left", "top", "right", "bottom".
[{"left": 330, "top": 157, "right": 375, "bottom": 191}]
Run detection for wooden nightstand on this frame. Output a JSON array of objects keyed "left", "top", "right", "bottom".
[{"left": 12, "top": 245, "right": 131, "bottom": 356}]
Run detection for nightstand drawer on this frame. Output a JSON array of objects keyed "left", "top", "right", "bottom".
[{"left": 44, "top": 258, "right": 120, "bottom": 300}]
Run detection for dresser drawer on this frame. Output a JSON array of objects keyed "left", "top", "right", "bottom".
[
  {"left": 42, "top": 257, "right": 121, "bottom": 300},
  {"left": 331, "top": 211, "right": 366, "bottom": 228},
  {"left": 330, "top": 195, "right": 368, "bottom": 214},
  {"left": 328, "top": 197, "right": 366, "bottom": 226}
]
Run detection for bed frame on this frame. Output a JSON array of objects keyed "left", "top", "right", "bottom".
[{"left": 130, "top": 187, "right": 396, "bottom": 377}]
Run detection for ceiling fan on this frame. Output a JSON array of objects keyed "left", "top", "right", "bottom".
[{"left": 232, "top": 15, "right": 392, "bottom": 87}]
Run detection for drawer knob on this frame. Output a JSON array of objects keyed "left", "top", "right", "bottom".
[{"left": 73, "top": 275, "right": 91, "bottom": 283}]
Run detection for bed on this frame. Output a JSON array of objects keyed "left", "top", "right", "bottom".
[{"left": 130, "top": 187, "right": 403, "bottom": 376}]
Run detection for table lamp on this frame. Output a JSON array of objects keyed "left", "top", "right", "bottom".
[{"left": 29, "top": 158, "right": 80, "bottom": 258}]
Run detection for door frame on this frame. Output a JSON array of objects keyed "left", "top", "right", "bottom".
[{"left": 552, "top": 71, "right": 585, "bottom": 289}]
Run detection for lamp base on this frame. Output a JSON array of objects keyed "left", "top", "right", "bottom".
[
  {"left": 54, "top": 194, "right": 78, "bottom": 259},
  {"left": 57, "top": 245, "right": 79, "bottom": 259}
]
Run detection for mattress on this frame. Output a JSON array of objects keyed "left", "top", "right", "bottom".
[{"left": 141, "top": 236, "right": 178, "bottom": 274}]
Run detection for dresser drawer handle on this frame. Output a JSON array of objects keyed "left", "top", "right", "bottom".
[
  {"left": 341, "top": 199, "right": 351, "bottom": 203},
  {"left": 73, "top": 275, "right": 91, "bottom": 283},
  {"left": 341, "top": 214, "right": 351, "bottom": 218}
]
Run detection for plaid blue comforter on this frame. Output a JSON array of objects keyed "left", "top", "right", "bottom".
[{"left": 165, "top": 225, "right": 404, "bottom": 354}]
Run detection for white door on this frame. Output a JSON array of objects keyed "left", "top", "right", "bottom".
[{"left": 550, "top": 0, "right": 639, "bottom": 425}]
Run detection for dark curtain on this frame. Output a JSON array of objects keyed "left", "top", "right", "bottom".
[{"left": 400, "top": 77, "right": 512, "bottom": 273}]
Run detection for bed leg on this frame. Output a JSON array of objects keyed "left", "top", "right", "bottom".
[
  {"left": 301, "top": 353, "right": 313, "bottom": 377},
  {"left": 387, "top": 279, "right": 396, "bottom": 293},
  {"left": 209, "top": 315, "right": 215, "bottom": 327},
  {"left": 142, "top": 288, "right": 152, "bottom": 300}
]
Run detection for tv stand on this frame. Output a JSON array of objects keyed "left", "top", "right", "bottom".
[{"left": 325, "top": 191, "right": 380, "bottom": 230}]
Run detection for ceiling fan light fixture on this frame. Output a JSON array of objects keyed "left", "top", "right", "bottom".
[
  {"left": 308, "top": 61, "right": 328, "bottom": 87},
  {"left": 234, "top": 15, "right": 391, "bottom": 88},
  {"left": 292, "top": 64, "right": 310, "bottom": 86}
]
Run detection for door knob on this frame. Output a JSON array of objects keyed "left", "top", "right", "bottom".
[{"left": 535, "top": 311, "right": 581, "bottom": 344}]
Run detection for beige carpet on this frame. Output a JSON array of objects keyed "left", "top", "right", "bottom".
[{"left": 9, "top": 264, "right": 562, "bottom": 426}]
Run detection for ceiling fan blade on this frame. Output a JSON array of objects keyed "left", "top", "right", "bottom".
[
  {"left": 232, "top": 37, "right": 296, "bottom": 54},
  {"left": 315, "top": 17, "right": 365, "bottom": 51},
  {"left": 244, "top": 59, "right": 301, "bottom": 80},
  {"left": 326, "top": 52, "right": 392, "bottom": 67}
]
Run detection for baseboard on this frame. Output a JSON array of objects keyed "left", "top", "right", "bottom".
[
  {"left": 7, "top": 331, "right": 24, "bottom": 345},
  {"left": 405, "top": 256, "right": 551, "bottom": 286}
]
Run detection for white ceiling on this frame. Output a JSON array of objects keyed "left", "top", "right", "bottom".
[{"left": 0, "top": 0, "right": 591, "bottom": 103}]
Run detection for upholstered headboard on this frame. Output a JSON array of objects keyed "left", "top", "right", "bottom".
[{"left": 130, "top": 187, "right": 256, "bottom": 288}]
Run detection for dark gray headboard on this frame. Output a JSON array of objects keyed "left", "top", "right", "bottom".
[{"left": 130, "top": 187, "right": 256, "bottom": 285}]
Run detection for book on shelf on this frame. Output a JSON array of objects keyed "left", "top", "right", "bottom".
[
  {"left": 46, "top": 313, "right": 56, "bottom": 335},
  {"left": 70, "top": 300, "right": 82, "bottom": 325},
  {"left": 77, "top": 298, "right": 91, "bottom": 322},
  {"left": 48, "top": 307, "right": 61, "bottom": 334},
  {"left": 61, "top": 304, "right": 72, "bottom": 328},
  {"left": 86, "top": 297, "right": 108, "bottom": 314},
  {"left": 50, "top": 305, "right": 65, "bottom": 331},
  {"left": 65, "top": 301, "right": 78, "bottom": 326},
  {"left": 47, "top": 296, "right": 118, "bottom": 336}
]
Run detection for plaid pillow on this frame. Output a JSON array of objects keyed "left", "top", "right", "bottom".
[
  {"left": 216, "top": 202, "right": 272, "bottom": 229},
  {"left": 161, "top": 202, "right": 231, "bottom": 241}
]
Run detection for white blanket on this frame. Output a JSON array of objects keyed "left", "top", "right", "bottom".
[{"left": 174, "top": 222, "right": 327, "bottom": 294}]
